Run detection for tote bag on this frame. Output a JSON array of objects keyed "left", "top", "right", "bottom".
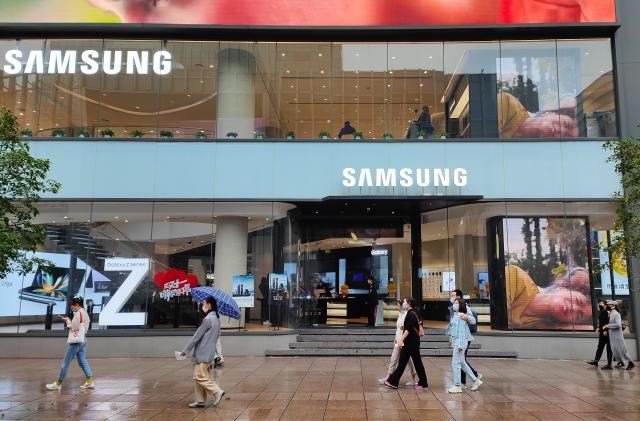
[{"left": 67, "top": 311, "right": 86, "bottom": 344}]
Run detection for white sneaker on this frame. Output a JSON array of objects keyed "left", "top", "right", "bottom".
[
  {"left": 447, "top": 385, "right": 463, "bottom": 394},
  {"left": 477, "top": 373, "right": 483, "bottom": 380},
  {"left": 460, "top": 384, "right": 467, "bottom": 390},
  {"left": 377, "top": 378, "right": 386, "bottom": 385},
  {"left": 45, "top": 382, "right": 61, "bottom": 391},
  {"left": 80, "top": 381, "right": 95, "bottom": 390},
  {"left": 470, "top": 379, "right": 483, "bottom": 391},
  {"left": 212, "top": 390, "right": 225, "bottom": 406},
  {"left": 188, "top": 401, "right": 205, "bottom": 408},
  {"left": 404, "top": 380, "right": 417, "bottom": 386}
]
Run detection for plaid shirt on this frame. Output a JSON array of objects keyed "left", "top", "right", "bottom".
[{"left": 447, "top": 308, "right": 476, "bottom": 350}]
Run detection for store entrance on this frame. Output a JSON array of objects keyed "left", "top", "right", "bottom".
[{"left": 291, "top": 197, "right": 480, "bottom": 327}]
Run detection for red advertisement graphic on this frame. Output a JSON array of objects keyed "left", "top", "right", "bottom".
[
  {"left": 78, "top": 0, "right": 617, "bottom": 26},
  {"left": 153, "top": 268, "right": 198, "bottom": 301}
]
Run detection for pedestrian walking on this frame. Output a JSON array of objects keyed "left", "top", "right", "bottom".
[
  {"left": 384, "top": 297, "right": 429, "bottom": 390},
  {"left": 366, "top": 276, "right": 378, "bottom": 327},
  {"left": 179, "top": 296, "right": 226, "bottom": 407},
  {"left": 603, "top": 300, "right": 635, "bottom": 370},
  {"left": 587, "top": 300, "right": 612, "bottom": 369},
  {"left": 46, "top": 297, "right": 95, "bottom": 391},
  {"left": 449, "top": 290, "right": 482, "bottom": 385},
  {"left": 378, "top": 300, "right": 417, "bottom": 386},
  {"left": 447, "top": 297, "right": 482, "bottom": 393}
]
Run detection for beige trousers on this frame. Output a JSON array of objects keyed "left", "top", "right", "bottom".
[
  {"left": 193, "top": 363, "right": 221, "bottom": 402},
  {"left": 387, "top": 344, "right": 417, "bottom": 379}
]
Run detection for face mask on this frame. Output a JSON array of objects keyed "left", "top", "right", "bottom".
[
  {"left": 401, "top": 302, "right": 408, "bottom": 311},
  {"left": 452, "top": 303, "right": 459, "bottom": 312},
  {"left": 449, "top": 296, "right": 455, "bottom": 304},
  {"left": 71, "top": 307, "right": 79, "bottom": 313}
]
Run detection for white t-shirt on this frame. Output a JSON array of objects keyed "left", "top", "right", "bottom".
[{"left": 395, "top": 310, "right": 407, "bottom": 341}]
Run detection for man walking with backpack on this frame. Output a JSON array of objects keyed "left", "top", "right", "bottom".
[{"left": 450, "top": 290, "right": 482, "bottom": 387}]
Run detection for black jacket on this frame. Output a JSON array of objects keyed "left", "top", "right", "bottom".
[
  {"left": 367, "top": 283, "right": 378, "bottom": 302},
  {"left": 598, "top": 308, "right": 609, "bottom": 332},
  {"left": 417, "top": 111, "right": 435, "bottom": 133},
  {"left": 338, "top": 125, "right": 356, "bottom": 138}
]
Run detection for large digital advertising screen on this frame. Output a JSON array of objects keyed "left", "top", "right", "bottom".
[
  {"left": 0, "top": 0, "right": 616, "bottom": 26},
  {"left": 503, "top": 217, "right": 593, "bottom": 330}
]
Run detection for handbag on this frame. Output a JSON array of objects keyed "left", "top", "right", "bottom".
[{"left": 67, "top": 311, "right": 86, "bottom": 344}]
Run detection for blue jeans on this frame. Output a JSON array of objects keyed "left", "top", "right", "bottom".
[
  {"left": 452, "top": 342, "right": 477, "bottom": 386},
  {"left": 59, "top": 342, "right": 93, "bottom": 381}
]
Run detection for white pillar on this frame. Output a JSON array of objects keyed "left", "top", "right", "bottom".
[
  {"left": 216, "top": 48, "right": 256, "bottom": 139},
  {"left": 214, "top": 216, "right": 248, "bottom": 327}
]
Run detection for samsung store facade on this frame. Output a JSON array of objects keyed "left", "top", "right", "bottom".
[{"left": 0, "top": 0, "right": 638, "bottom": 359}]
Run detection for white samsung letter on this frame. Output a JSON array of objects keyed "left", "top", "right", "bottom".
[
  {"left": 358, "top": 168, "right": 373, "bottom": 187},
  {"left": 103, "top": 50, "right": 123, "bottom": 75},
  {"left": 454, "top": 168, "right": 468, "bottom": 186},
  {"left": 434, "top": 168, "right": 450, "bottom": 187},
  {"left": 80, "top": 50, "right": 100, "bottom": 74},
  {"left": 126, "top": 51, "right": 149, "bottom": 75},
  {"left": 4, "top": 49, "right": 22, "bottom": 74},
  {"left": 342, "top": 168, "right": 356, "bottom": 187},
  {"left": 376, "top": 168, "right": 397, "bottom": 187},
  {"left": 416, "top": 168, "right": 430, "bottom": 187},
  {"left": 399, "top": 168, "right": 413, "bottom": 187},
  {"left": 153, "top": 51, "right": 171, "bottom": 75},
  {"left": 25, "top": 50, "right": 44, "bottom": 74},
  {"left": 99, "top": 259, "right": 149, "bottom": 326},
  {"left": 48, "top": 50, "right": 77, "bottom": 74}
]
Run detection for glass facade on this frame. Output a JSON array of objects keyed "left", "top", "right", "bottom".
[
  {"left": 0, "top": 200, "right": 631, "bottom": 335},
  {"left": 0, "top": 38, "right": 616, "bottom": 140}
]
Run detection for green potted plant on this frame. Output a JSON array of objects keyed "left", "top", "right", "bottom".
[
  {"left": 440, "top": 131, "right": 447, "bottom": 139},
  {"left": 131, "top": 130, "right": 144, "bottom": 139},
  {"left": 226, "top": 131, "right": 238, "bottom": 139},
  {"left": 160, "top": 130, "right": 173, "bottom": 139},
  {"left": 78, "top": 130, "right": 90, "bottom": 138},
  {"left": 99, "top": 129, "right": 114, "bottom": 138},
  {"left": 382, "top": 131, "right": 393, "bottom": 140},
  {"left": 255, "top": 131, "right": 265, "bottom": 139},
  {"left": 20, "top": 128, "right": 33, "bottom": 138},
  {"left": 354, "top": 131, "right": 363, "bottom": 140},
  {"left": 319, "top": 130, "right": 331, "bottom": 139},
  {"left": 417, "top": 130, "right": 428, "bottom": 139},
  {"left": 51, "top": 128, "right": 65, "bottom": 138},
  {"left": 285, "top": 131, "right": 295, "bottom": 139},
  {"left": 195, "top": 130, "right": 207, "bottom": 139}
]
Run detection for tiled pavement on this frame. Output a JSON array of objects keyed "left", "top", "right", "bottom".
[{"left": 0, "top": 356, "right": 638, "bottom": 420}]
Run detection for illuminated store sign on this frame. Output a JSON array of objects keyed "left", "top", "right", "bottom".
[
  {"left": 342, "top": 168, "right": 468, "bottom": 188},
  {"left": 3, "top": 49, "right": 172, "bottom": 75}
]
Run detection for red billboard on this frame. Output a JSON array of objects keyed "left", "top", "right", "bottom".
[{"left": 0, "top": 0, "right": 617, "bottom": 26}]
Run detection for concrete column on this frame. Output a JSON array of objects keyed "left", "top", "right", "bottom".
[
  {"left": 214, "top": 216, "right": 248, "bottom": 327},
  {"left": 216, "top": 48, "right": 256, "bottom": 139}
]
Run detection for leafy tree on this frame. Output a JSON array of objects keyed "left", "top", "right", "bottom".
[
  {"left": 599, "top": 136, "right": 640, "bottom": 279},
  {"left": 0, "top": 108, "right": 60, "bottom": 278}
]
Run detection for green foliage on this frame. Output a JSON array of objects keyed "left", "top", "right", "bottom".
[
  {"left": 285, "top": 131, "right": 295, "bottom": 139},
  {"left": 99, "top": 129, "right": 114, "bottom": 137},
  {"left": 0, "top": 107, "right": 60, "bottom": 278},
  {"left": 417, "top": 130, "right": 429, "bottom": 137},
  {"left": 226, "top": 132, "right": 238, "bottom": 138},
  {"left": 354, "top": 131, "right": 363, "bottom": 139},
  {"left": 195, "top": 130, "right": 207, "bottom": 139},
  {"left": 598, "top": 136, "right": 640, "bottom": 275},
  {"left": 51, "top": 128, "right": 65, "bottom": 137},
  {"left": 318, "top": 131, "right": 331, "bottom": 138},
  {"left": 131, "top": 130, "right": 144, "bottom": 138},
  {"left": 78, "top": 130, "right": 90, "bottom": 138},
  {"left": 159, "top": 130, "right": 173, "bottom": 138},
  {"left": 382, "top": 132, "right": 393, "bottom": 139},
  {"left": 20, "top": 128, "right": 32, "bottom": 137},
  {"left": 255, "top": 131, "right": 265, "bottom": 139}
]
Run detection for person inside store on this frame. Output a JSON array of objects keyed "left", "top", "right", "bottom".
[
  {"left": 338, "top": 121, "right": 357, "bottom": 139},
  {"left": 505, "top": 265, "right": 592, "bottom": 329},
  {"left": 603, "top": 300, "right": 635, "bottom": 370},
  {"left": 446, "top": 297, "right": 483, "bottom": 393},
  {"left": 416, "top": 106, "right": 435, "bottom": 138},
  {"left": 179, "top": 296, "right": 226, "bottom": 407},
  {"left": 587, "top": 300, "right": 613, "bottom": 369},
  {"left": 384, "top": 297, "right": 429, "bottom": 390},
  {"left": 366, "top": 276, "right": 378, "bottom": 327},
  {"left": 449, "top": 289, "right": 482, "bottom": 386},
  {"left": 378, "top": 299, "right": 417, "bottom": 386}
]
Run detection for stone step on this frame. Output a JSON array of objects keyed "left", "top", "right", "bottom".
[
  {"left": 265, "top": 348, "right": 517, "bottom": 358},
  {"left": 298, "top": 328, "right": 447, "bottom": 335},
  {"left": 297, "top": 334, "right": 451, "bottom": 342},
  {"left": 290, "top": 341, "right": 481, "bottom": 350}
]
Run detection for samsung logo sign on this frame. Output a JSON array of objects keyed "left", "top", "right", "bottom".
[
  {"left": 342, "top": 168, "right": 468, "bottom": 188},
  {"left": 3, "top": 49, "right": 172, "bottom": 75}
]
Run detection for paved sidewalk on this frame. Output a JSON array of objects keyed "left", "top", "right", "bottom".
[{"left": 0, "top": 357, "right": 638, "bottom": 420}]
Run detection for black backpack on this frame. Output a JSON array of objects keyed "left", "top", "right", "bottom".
[{"left": 468, "top": 309, "right": 479, "bottom": 334}]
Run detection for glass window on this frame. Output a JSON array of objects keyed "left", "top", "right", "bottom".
[
  {"left": 158, "top": 41, "right": 219, "bottom": 139},
  {"left": 557, "top": 39, "right": 617, "bottom": 138},
  {"left": 444, "top": 42, "right": 500, "bottom": 138},
  {"left": 388, "top": 43, "right": 444, "bottom": 140}
]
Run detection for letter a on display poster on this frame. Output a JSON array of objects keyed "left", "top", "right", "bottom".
[{"left": 232, "top": 275, "right": 255, "bottom": 308}]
